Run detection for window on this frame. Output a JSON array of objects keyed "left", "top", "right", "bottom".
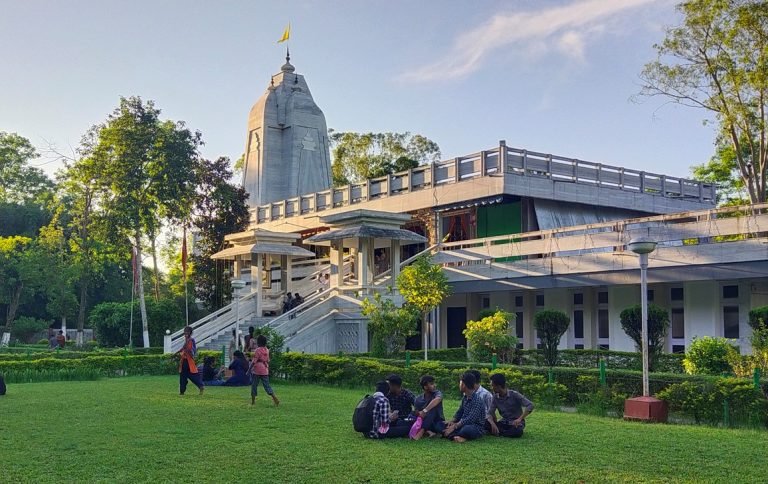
[
  {"left": 574, "top": 310, "right": 584, "bottom": 339},
  {"left": 515, "top": 311, "right": 524, "bottom": 339},
  {"left": 671, "top": 308, "right": 685, "bottom": 339},
  {"left": 647, "top": 289, "right": 654, "bottom": 302},
  {"left": 598, "top": 309, "right": 609, "bottom": 339},
  {"left": 671, "top": 287, "right": 684, "bottom": 301},
  {"left": 723, "top": 285, "right": 739, "bottom": 299},
  {"left": 723, "top": 306, "right": 739, "bottom": 339},
  {"left": 515, "top": 296, "right": 523, "bottom": 307},
  {"left": 575, "top": 344, "right": 584, "bottom": 350},
  {"left": 573, "top": 293, "right": 584, "bottom": 305},
  {"left": 536, "top": 294, "right": 545, "bottom": 307},
  {"left": 598, "top": 291, "right": 608, "bottom": 304},
  {"left": 481, "top": 295, "right": 490, "bottom": 309},
  {"left": 598, "top": 344, "right": 610, "bottom": 351},
  {"left": 672, "top": 345, "right": 685, "bottom": 354}
]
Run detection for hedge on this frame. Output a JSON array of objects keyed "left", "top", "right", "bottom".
[{"left": 0, "top": 347, "right": 166, "bottom": 361}]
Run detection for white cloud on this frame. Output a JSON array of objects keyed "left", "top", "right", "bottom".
[{"left": 399, "top": 0, "right": 665, "bottom": 82}]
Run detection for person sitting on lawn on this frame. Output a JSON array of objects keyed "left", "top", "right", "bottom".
[
  {"left": 487, "top": 373, "right": 534, "bottom": 438},
  {"left": 367, "top": 381, "right": 410, "bottom": 439},
  {"left": 411, "top": 375, "right": 446, "bottom": 440},
  {"left": 386, "top": 374, "right": 415, "bottom": 422},
  {"left": 56, "top": 330, "right": 66, "bottom": 349},
  {"left": 201, "top": 356, "right": 224, "bottom": 386},
  {"left": 442, "top": 372, "right": 485, "bottom": 442},
  {"left": 222, "top": 350, "right": 250, "bottom": 386},
  {"left": 469, "top": 369, "right": 494, "bottom": 422}
]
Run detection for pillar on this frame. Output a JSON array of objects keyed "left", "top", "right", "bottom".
[
  {"left": 390, "top": 239, "right": 401, "bottom": 289},
  {"left": 255, "top": 253, "right": 263, "bottom": 317},
  {"left": 331, "top": 240, "right": 344, "bottom": 288}
]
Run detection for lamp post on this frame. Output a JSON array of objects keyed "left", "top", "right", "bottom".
[
  {"left": 231, "top": 279, "right": 246, "bottom": 340},
  {"left": 628, "top": 237, "right": 657, "bottom": 397}
]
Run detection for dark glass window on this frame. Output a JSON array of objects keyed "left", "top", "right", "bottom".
[
  {"left": 481, "top": 296, "right": 490, "bottom": 309},
  {"left": 515, "top": 296, "right": 523, "bottom": 307},
  {"left": 575, "top": 344, "right": 585, "bottom": 350},
  {"left": 671, "top": 287, "right": 684, "bottom": 301},
  {"left": 672, "top": 345, "right": 685, "bottom": 354},
  {"left": 723, "top": 285, "right": 739, "bottom": 299},
  {"left": 723, "top": 306, "right": 739, "bottom": 338},
  {"left": 515, "top": 312, "right": 524, "bottom": 339},
  {"left": 647, "top": 289, "right": 654, "bottom": 302},
  {"left": 598, "top": 291, "right": 608, "bottom": 305},
  {"left": 536, "top": 294, "right": 545, "bottom": 307},
  {"left": 598, "top": 344, "right": 610, "bottom": 351},
  {"left": 598, "top": 309, "right": 609, "bottom": 339},
  {"left": 573, "top": 293, "right": 584, "bottom": 305},
  {"left": 671, "top": 308, "right": 685, "bottom": 339},
  {"left": 574, "top": 310, "right": 584, "bottom": 339}
]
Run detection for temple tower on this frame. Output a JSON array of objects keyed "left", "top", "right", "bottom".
[{"left": 242, "top": 51, "right": 332, "bottom": 208}]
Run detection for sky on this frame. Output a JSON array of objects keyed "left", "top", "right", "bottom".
[{"left": 1, "top": 0, "right": 719, "bottom": 181}]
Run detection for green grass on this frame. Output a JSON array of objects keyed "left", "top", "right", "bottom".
[{"left": 1, "top": 377, "right": 766, "bottom": 483}]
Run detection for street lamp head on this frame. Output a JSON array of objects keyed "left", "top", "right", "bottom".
[
  {"left": 628, "top": 237, "right": 657, "bottom": 255},
  {"left": 231, "top": 279, "right": 246, "bottom": 290}
]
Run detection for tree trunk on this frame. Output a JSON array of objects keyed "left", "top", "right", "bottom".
[
  {"left": 77, "top": 276, "right": 87, "bottom": 347},
  {"left": 135, "top": 231, "right": 150, "bottom": 347},
  {"left": 2, "top": 283, "right": 23, "bottom": 345},
  {"left": 150, "top": 235, "right": 160, "bottom": 301}
]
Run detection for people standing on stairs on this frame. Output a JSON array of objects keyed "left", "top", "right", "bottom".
[
  {"left": 282, "top": 293, "right": 293, "bottom": 315},
  {"left": 223, "top": 350, "right": 250, "bottom": 386},
  {"left": 244, "top": 326, "right": 256, "bottom": 352},
  {"left": 178, "top": 326, "right": 204, "bottom": 396},
  {"left": 292, "top": 292, "right": 304, "bottom": 308},
  {"left": 250, "top": 335, "right": 280, "bottom": 407}
]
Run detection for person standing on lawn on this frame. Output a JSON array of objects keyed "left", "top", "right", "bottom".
[
  {"left": 250, "top": 335, "right": 280, "bottom": 406},
  {"left": 487, "top": 373, "right": 534, "bottom": 438},
  {"left": 442, "top": 372, "right": 485, "bottom": 442},
  {"left": 178, "top": 326, "right": 204, "bottom": 396},
  {"left": 411, "top": 375, "right": 446, "bottom": 440}
]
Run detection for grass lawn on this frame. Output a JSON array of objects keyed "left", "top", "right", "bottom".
[{"left": 1, "top": 376, "right": 765, "bottom": 483}]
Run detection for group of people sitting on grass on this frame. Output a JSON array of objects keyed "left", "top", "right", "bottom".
[
  {"left": 366, "top": 370, "right": 533, "bottom": 442},
  {"left": 176, "top": 326, "right": 279, "bottom": 406}
]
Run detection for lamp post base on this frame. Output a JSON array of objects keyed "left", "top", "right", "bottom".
[{"left": 623, "top": 396, "right": 668, "bottom": 423}]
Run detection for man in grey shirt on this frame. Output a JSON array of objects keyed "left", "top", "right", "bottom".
[
  {"left": 487, "top": 373, "right": 534, "bottom": 438},
  {"left": 469, "top": 369, "right": 494, "bottom": 421}
]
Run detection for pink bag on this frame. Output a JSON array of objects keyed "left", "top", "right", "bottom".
[{"left": 408, "top": 416, "right": 423, "bottom": 439}]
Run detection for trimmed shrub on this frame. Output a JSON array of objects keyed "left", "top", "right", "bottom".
[
  {"left": 684, "top": 336, "right": 738, "bottom": 375},
  {"left": 10, "top": 317, "right": 51, "bottom": 343},
  {"left": 748, "top": 306, "right": 768, "bottom": 351},
  {"left": 619, "top": 304, "right": 670, "bottom": 371},
  {"left": 534, "top": 310, "right": 570, "bottom": 367},
  {"left": 463, "top": 310, "right": 517, "bottom": 364}
]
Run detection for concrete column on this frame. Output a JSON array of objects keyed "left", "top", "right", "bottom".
[
  {"left": 330, "top": 240, "right": 344, "bottom": 288},
  {"left": 280, "top": 255, "right": 288, "bottom": 293},
  {"left": 358, "top": 237, "right": 372, "bottom": 292},
  {"left": 255, "top": 253, "right": 263, "bottom": 317},
  {"left": 390, "top": 239, "right": 401, "bottom": 289},
  {"left": 233, "top": 256, "right": 241, "bottom": 278},
  {"left": 285, "top": 255, "right": 293, "bottom": 294}
]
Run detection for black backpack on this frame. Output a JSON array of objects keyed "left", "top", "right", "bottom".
[
  {"left": 0, "top": 374, "right": 6, "bottom": 396},
  {"left": 352, "top": 394, "right": 376, "bottom": 433}
]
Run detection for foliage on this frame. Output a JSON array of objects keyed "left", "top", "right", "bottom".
[
  {"left": 250, "top": 325, "right": 286, "bottom": 374},
  {"left": 639, "top": 0, "right": 768, "bottom": 203},
  {"left": 329, "top": 131, "right": 441, "bottom": 186},
  {"left": 0, "top": 236, "right": 47, "bottom": 335},
  {"left": 89, "top": 298, "right": 184, "bottom": 348},
  {"left": 534, "top": 309, "right": 570, "bottom": 367},
  {"left": 397, "top": 255, "right": 449, "bottom": 315},
  {"left": 574, "top": 376, "right": 628, "bottom": 418},
  {"left": 10, "top": 316, "right": 51, "bottom": 343},
  {"left": 691, "top": 142, "right": 751, "bottom": 204},
  {"left": 0, "top": 131, "right": 55, "bottom": 205},
  {"left": 748, "top": 305, "right": 768, "bottom": 351},
  {"left": 619, "top": 304, "right": 671, "bottom": 371},
  {"left": 361, "top": 293, "right": 420, "bottom": 357},
  {"left": 190, "top": 156, "right": 249, "bottom": 310},
  {"left": 462, "top": 310, "right": 518, "bottom": 363},
  {"left": 683, "top": 336, "right": 738, "bottom": 375}
]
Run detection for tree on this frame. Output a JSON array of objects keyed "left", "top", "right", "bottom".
[
  {"left": 534, "top": 310, "right": 570, "bottom": 367},
  {"left": 397, "top": 255, "right": 450, "bottom": 359},
  {"left": 89, "top": 97, "right": 202, "bottom": 347},
  {"left": 619, "top": 304, "right": 671, "bottom": 371},
  {"left": 361, "top": 292, "right": 420, "bottom": 357},
  {"left": 692, "top": 141, "right": 751, "bottom": 204},
  {"left": 0, "top": 236, "right": 46, "bottom": 345},
  {"left": 329, "top": 131, "right": 441, "bottom": 186},
  {"left": 639, "top": 0, "right": 768, "bottom": 203},
  {"left": 191, "top": 156, "right": 250, "bottom": 310},
  {"left": 463, "top": 310, "right": 518, "bottom": 363},
  {"left": 38, "top": 221, "right": 78, "bottom": 334},
  {"left": 0, "top": 132, "right": 54, "bottom": 205}
]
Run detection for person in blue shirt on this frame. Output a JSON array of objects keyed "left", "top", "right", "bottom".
[
  {"left": 222, "top": 350, "right": 250, "bottom": 386},
  {"left": 442, "top": 372, "right": 486, "bottom": 442}
]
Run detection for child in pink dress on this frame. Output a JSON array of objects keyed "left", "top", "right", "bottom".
[{"left": 250, "top": 335, "right": 280, "bottom": 406}]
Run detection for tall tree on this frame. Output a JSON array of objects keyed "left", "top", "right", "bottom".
[
  {"left": 639, "top": 0, "right": 768, "bottom": 203},
  {"left": 89, "top": 97, "right": 202, "bottom": 347},
  {"left": 0, "top": 236, "right": 46, "bottom": 345},
  {"left": 691, "top": 140, "right": 751, "bottom": 204},
  {"left": 0, "top": 132, "right": 54, "bottom": 205},
  {"left": 191, "top": 156, "right": 249, "bottom": 310},
  {"left": 329, "top": 131, "right": 441, "bottom": 186}
]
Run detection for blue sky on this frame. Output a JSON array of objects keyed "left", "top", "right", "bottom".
[{"left": 1, "top": 0, "right": 718, "bottom": 180}]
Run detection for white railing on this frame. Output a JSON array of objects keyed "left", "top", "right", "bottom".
[{"left": 250, "top": 142, "right": 716, "bottom": 224}]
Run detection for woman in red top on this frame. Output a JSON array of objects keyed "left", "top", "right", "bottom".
[
  {"left": 250, "top": 335, "right": 279, "bottom": 406},
  {"left": 178, "top": 326, "right": 204, "bottom": 395}
]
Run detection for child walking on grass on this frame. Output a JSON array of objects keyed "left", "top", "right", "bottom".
[{"left": 250, "top": 335, "right": 280, "bottom": 406}]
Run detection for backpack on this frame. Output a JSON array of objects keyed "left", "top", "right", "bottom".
[
  {"left": 352, "top": 394, "right": 376, "bottom": 433},
  {"left": 0, "top": 374, "right": 6, "bottom": 396}
]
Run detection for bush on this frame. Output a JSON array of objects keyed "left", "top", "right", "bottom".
[
  {"left": 10, "top": 317, "right": 51, "bottom": 343},
  {"left": 463, "top": 310, "right": 517, "bottom": 364},
  {"left": 619, "top": 304, "right": 670, "bottom": 371},
  {"left": 90, "top": 299, "right": 185, "bottom": 348},
  {"left": 683, "top": 337, "right": 738, "bottom": 375},
  {"left": 748, "top": 306, "right": 768, "bottom": 351},
  {"left": 534, "top": 310, "right": 570, "bottom": 367},
  {"left": 37, "top": 339, "right": 49, "bottom": 345},
  {"left": 250, "top": 326, "right": 285, "bottom": 374},
  {"left": 360, "top": 293, "right": 419, "bottom": 357}
]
